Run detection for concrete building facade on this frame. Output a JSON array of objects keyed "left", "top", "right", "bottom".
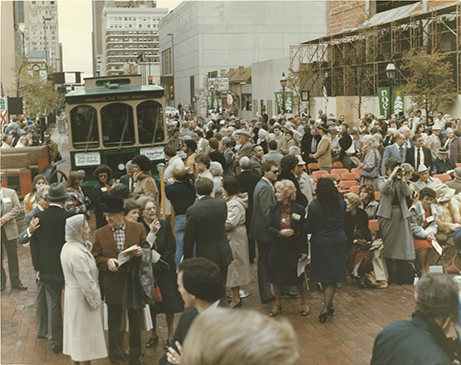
[
  {"left": 159, "top": 1, "right": 328, "bottom": 114},
  {"left": 23, "top": 0, "right": 61, "bottom": 71},
  {"left": 93, "top": 0, "right": 168, "bottom": 77}
]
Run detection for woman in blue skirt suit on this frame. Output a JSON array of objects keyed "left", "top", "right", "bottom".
[{"left": 305, "top": 177, "right": 347, "bottom": 323}]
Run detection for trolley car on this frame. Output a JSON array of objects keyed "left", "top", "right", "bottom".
[{"left": 65, "top": 74, "right": 167, "bottom": 194}]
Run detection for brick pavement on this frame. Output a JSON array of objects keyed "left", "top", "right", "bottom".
[{"left": 2, "top": 232, "right": 417, "bottom": 365}]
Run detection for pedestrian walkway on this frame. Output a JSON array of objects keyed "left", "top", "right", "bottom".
[{"left": 2, "top": 236, "right": 416, "bottom": 365}]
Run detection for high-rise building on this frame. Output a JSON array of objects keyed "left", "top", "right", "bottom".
[
  {"left": 23, "top": 0, "right": 61, "bottom": 71},
  {"left": 92, "top": 0, "right": 168, "bottom": 77}
]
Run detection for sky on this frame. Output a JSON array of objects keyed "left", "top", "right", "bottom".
[{"left": 57, "top": 0, "right": 182, "bottom": 77}]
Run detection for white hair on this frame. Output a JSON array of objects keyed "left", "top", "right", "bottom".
[
  {"left": 288, "top": 146, "right": 301, "bottom": 155},
  {"left": 209, "top": 161, "right": 223, "bottom": 176}
]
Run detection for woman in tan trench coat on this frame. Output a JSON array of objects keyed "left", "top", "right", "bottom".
[
  {"left": 60, "top": 215, "right": 107, "bottom": 364},
  {"left": 222, "top": 177, "right": 251, "bottom": 308}
]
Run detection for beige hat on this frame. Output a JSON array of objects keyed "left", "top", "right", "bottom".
[
  {"left": 434, "top": 184, "right": 455, "bottom": 203},
  {"left": 416, "top": 165, "right": 429, "bottom": 173},
  {"left": 296, "top": 155, "right": 305, "bottom": 165},
  {"left": 235, "top": 129, "right": 251, "bottom": 138}
]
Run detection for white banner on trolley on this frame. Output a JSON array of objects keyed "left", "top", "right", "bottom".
[
  {"left": 140, "top": 147, "right": 165, "bottom": 161},
  {"left": 75, "top": 152, "right": 101, "bottom": 166}
]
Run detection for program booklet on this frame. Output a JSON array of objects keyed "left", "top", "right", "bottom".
[{"left": 118, "top": 245, "right": 139, "bottom": 266}]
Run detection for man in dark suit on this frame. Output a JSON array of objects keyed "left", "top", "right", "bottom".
[
  {"left": 1, "top": 174, "right": 27, "bottom": 291},
  {"left": 160, "top": 258, "right": 230, "bottom": 365},
  {"left": 30, "top": 183, "right": 72, "bottom": 354},
  {"left": 249, "top": 160, "right": 279, "bottom": 303},
  {"left": 184, "top": 178, "right": 233, "bottom": 283},
  {"left": 301, "top": 126, "right": 321, "bottom": 165},
  {"left": 433, "top": 148, "right": 456, "bottom": 174},
  {"left": 120, "top": 160, "right": 136, "bottom": 193},
  {"left": 92, "top": 196, "right": 150, "bottom": 365},
  {"left": 235, "top": 157, "right": 261, "bottom": 264},
  {"left": 406, "top": 134, "right": 433, "bottom": 181},
  {"left": 221, "top": 136, "right": 235, "bottom": 177}
]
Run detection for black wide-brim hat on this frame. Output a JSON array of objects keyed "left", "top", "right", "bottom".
[
  {"left": 102, "top": 196, "right": 126, "bottom": 213},
  {"left": 46, "top": 183, "right": 69, "bottom": 201}
]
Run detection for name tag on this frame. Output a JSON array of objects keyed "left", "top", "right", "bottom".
[
  {"left": 3, "top": 198, "right": 11, "bottom": 203},
  {"left": 101, "top": 187, "right": 108, "bottom": 192},
  {"left": 292, "top": 213, "right": 301, "bottom": 221},
  {"left": 426, "top": 216, "right": 434, "bottom": 223}
]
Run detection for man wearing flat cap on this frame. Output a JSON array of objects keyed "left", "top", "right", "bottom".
[
  {"left": 92, "top": 196, "right": 149, "bottom": 365},
  {"left": 30, "top": 182, "right": 72, "bottom": 354},
  {"left": 233, "top": 129, "right": 253, "bottom": 175}
]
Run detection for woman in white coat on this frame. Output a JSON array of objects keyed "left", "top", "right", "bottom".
[
  {"left": 60, "top": 215, "right": 107, "bottom": 364},
  {"left": 221, "top": 177, "right": 251, "bottom": 308}
]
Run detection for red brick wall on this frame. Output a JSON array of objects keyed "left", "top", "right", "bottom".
[
  {"left": 428, "top": 0, "right": 459, "bottom": 9},
  {"left": 330, "top": 0, "right": 367, "bottom": 35}
]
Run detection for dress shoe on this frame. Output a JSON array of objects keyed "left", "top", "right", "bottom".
[
  {"left": 328, "top": 305, "right": 335, "bottom": 316},
  {"left": 282, "top": 291, "right": 299, "bottom": 299},
  {"left": 145, "top": 336, "right": 159, "bottom": 348},
  {"left": 261, "top": 296, "right": 275, "bottom": 304},
  {"left": 12, "top": 283, "right": 27, "bottom": 290},
  {"left": 52, "top": 344, "right": 62, "bottom": 354},
  {"left": 319, "top": 310, "right": 328, "bottom": 323}
]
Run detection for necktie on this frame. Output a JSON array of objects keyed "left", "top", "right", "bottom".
[
  {"left": 417, "top": 148, "right": 421, "bottom": 168},
  {"left": 311, "top": 138, "right": 317, "bottom": 153},
  {"left": 399, "top": 147, "right": 404, "bottom": 161}
]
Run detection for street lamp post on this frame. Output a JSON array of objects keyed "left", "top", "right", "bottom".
[
  {"left": 43, "top": 17, "right": 52, "bottom": 71},
  {"left": 167, "top": 33, "right": 174, "bottom": 105},
  {"left": 280, "top": 72, "right": 287, "bottom": 115},
  {"left": 210, "top": 83, "right": 215, "bottom": 118},
  {"left": 386, "top": 59, "right": 396, "bottom": 119}
]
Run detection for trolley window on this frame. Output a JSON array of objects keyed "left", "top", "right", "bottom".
[
  {"left": 101, "top": 103, "right": 135, "bottom": 147},
  {"left": 70, "top": 105, "right": 99, "bottom": 149},
  {"left": 137, "top": 100, "right": 165, "bottom": 145}
]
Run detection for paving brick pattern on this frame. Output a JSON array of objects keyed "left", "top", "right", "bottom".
[{"left": 2, "top": 235, "right": 417, "bottom": 365}]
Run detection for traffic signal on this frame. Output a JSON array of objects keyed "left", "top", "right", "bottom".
[
  {"left": 169, "top": 85, "right": 174, "bottom": 99},
  {"left": 148, "top": 76, "right": 153, "bottom": 85}
]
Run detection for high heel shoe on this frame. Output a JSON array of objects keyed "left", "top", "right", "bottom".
[
  {"left": 328, "top": 305, "right": 335, "bottom": 316},
  {"left": 269, "top": 304, "right": 282, "bottom": 317},
  {"left": 301, "top": 302, "right": 310, "bottom": 316},
  {"left": 319, "top": 310, "right": 328, "bottom": 323}
]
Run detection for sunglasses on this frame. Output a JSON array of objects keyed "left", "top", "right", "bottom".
[{"left": 272, "top": 170, "right": 280, "bottom": 174}]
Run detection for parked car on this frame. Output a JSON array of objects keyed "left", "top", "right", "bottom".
[{"left": 165, "top": 106, "right": 179, "bottom": 117}]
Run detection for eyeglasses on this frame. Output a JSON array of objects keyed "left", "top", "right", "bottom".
[{"left": 272, "top": 170, "right": 280, "bottom": 174}]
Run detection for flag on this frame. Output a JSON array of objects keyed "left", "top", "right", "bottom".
[
  {"left": 227, "top": 92, "right": 233, "bottom": 105},
  {"left": 1, "top": 80, "right": 4, "bottom": 98},
  {"left": 136, "top": 53, "right": 144, "bottom": 64},
  {"left": 323, "top": 84, "right": 328, "bottom": 108}
]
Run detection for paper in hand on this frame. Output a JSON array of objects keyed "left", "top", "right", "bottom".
[
  {"left": 118, "top": 245, "right": 139, "bottom": 266},
  {"left": 432, "top": 240, "right": 443, "bottom": 256},
  {"left": 297, "top": 257, "right": 308, "bottom": 277}
]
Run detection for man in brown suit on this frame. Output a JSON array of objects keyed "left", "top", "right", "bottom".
[
  {"left": 92, "top": 197, "right": 149, "bottom": 365},
  {"left": 1, "top": 174, "right": 27, "bottom": 291}
]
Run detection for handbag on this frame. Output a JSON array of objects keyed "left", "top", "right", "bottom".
[
  {"left": 361, "top": 150, "right": 379, "bottom": 178},
  {"left": 153, "top": 275, "right": 162, "bottom": 303}
]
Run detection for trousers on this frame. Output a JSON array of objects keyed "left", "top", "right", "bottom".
[
  {"left": 257, "top": 240, "right": 272, "bottom": 302},
  {"left": 36, "top": 281, "right": 48, "bottom": 338},
  {"left": 108, "top": 304, "right": 142, "bottom": 365},
  {"left": 43, "top": 281, "right": 63, "bottom": 347},
  {"left": 1, "top": 227, "right": 20, "bottom": 288}
]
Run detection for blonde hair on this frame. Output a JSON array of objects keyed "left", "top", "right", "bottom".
[
  {"left": 182, "top": 308, "right": 298, "bottom": 365},
  {"left": 344, "top": 192, "right": 362, "bottom": 207},
  {"left": 274, "top": 179, "right": 297, "bottom": 201}
]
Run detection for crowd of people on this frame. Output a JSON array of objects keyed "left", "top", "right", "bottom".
[
  {"left": 3, "top": 107, "right": 461, "bottom": 364},
  {"left": 1, "top": 116, "right": 61, "bottom": 163}
]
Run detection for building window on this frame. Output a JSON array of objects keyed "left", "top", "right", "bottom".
[{"left": 162, "top": 47, "right": 172, "bottom": 75}]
